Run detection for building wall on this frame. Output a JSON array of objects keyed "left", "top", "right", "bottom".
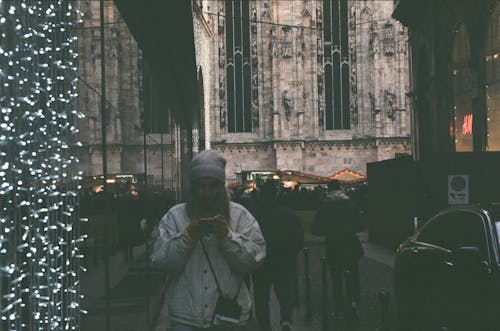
[
  {"left": 77, "top": 0, "right": 177, "bottom": 191},
  {"left": 193, "top": 2, "right": 214, "bottom": 150},
  {"left": 195, "top": 0, "right": 412, "bottom": 181}
]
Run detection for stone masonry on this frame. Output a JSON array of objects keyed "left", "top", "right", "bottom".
[{"left": 195, "top": 0, "right": 412, "bottom": 181}]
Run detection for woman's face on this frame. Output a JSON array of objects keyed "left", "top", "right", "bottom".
[{"left": 192, "top": 178, "right": 225, "bottom": 209}]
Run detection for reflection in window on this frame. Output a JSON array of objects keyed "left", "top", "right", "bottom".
[
  {"left": 419, "top": 212, "right": 487, "bottom": 256},
  {"left": 452, "top": 23, "right": 473, "bottom": 152},
  {"left": 486, "top": 4, "right": 500, "bottom": 151}
]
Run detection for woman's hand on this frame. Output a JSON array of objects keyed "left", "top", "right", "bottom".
[
  {"left": 184, "top": 219, "right": 210, "bottom": 241},
  {"left": 211, "top": 214, "right": 229, "bottom": 239}
]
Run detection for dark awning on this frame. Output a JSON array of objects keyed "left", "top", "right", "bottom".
[
  {"left": 114, "top": 0, "right": 198, "bottom": 126},
  {"left": 392, "top": 0, "right": 427, "bottom": 27}
]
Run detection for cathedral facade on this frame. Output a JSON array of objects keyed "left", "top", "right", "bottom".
[
  {"left": 76, "top": 0, "right": 413, "bottom": 192},
  {"left": 194, "top": 0, "right": 412, "bottom": 181}
]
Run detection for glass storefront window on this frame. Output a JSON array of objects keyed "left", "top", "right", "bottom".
[
  {"left": 486, "top": 4, "right": 500, "bottom": 151},
  {"left": 452, "top": 23, "right": 474, "bottom": 152}
]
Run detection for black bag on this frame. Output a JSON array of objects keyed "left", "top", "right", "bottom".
[
  {"left": 200, "top": 239, "right": 243, "bottom": 326},
  {"left": 213, "top": 296, "right": 242, "bottom": 325}
]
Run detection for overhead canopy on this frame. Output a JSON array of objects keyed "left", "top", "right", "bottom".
[
  {"left": 329, "top": 168, "right": 367, "bottom": 183},
  {"left": 114, "top": 0, "right": 198, "bottom": 126},
  {"left": 278, "top": 170, "right": 332, "bottom": 184}
]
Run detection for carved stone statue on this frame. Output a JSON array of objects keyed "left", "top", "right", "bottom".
[
  {"left": 317, "top": 38, "right": 323, "bottom": 57},
  {"left": 297, "top": 28, "right": 305, "bottom": 58},
  {"left": 369, "top": 91, "right": 378, "bottom": 113},
  {"left": 251, "top": 39, "right": 257, "bottom": 58},
  {"left": 350, "top": 96, "right": 358, "bottom": 113},
  {"left": 251, "top": 102, "right": 259, "bottom": 128},
  {"left": 351, "top": 96, "right": 359, "bottom": 125},
  {"left": 283, "top": 90, "right": 293, "bottom": 120},
  {"left": 349, "top": 5, "right": 356, "bottom": 30},
  {"left": 220, "top": 106, "right": 226, "bottom": 128},
  {"left": 318, "top": 95, "right": 325, "bottom": 127},
  {"left": 318, "top": 73, "right": 323, "bottom": 93},
  {"left": 219, "top": 42, "right": 225, "bottom": 68},
  {"left": 369, "top": 22, "right": 379, "bottom": 55},
  {"left": 218, "top": 8, "right": 224, "bottom": 34},
  {"left": 351, "top": 68, "right": 357, "bottom": 94},
  {"left": 219, "top": 75, "right": 225, "bottom": 98},
  {"left": 251, "top": 6, "right": 257, "bottom": 33},
  {"left": 316, "top": 6, "right": 323, "bottom": 26},
  {"left": 350, "top": 41, "right": 356, "bottom": 62},
  {"left": 262, "top": 2, "right": 270, "bottom": 20},
  {"left": 252, "top": 71, "right": 258, "bottom": 89},
  {"left": 385, "top": 89, "right": 397, "bottom": 112}
]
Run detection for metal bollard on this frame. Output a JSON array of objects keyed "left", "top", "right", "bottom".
[
  {"left": 303, "top": 247, "right": 312, "bottom": 322},
  {"left": 377, "top": 291, "right": 390, "bottom": 331},
  {"left": 321, "top": 256, "right": 329, "bottom": 331}
]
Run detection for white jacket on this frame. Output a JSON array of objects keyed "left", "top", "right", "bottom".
[{"left": 151, "top": 201, "right": 266, "bottom": 328}]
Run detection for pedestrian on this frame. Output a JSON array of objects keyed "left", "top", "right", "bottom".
[
  {"left": 253, "top": 180, "right": 304, "bottom": 331},
  {"left": 150, "top": 149, "right": 266, "bottom": 330},
  {"left": 312, "top": 180, "right": 363, "bottom": 321}
]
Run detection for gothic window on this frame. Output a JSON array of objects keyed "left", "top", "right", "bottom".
[
  {"left": 451, "top": 23, "right": 473, "bottom": 152},
  {"left": 486, "top": 3, "right": 500, "bottom": 151},
  {"left": 225, "top": 0, "right": 252, "bottom": 133},
  {"left": 322, "top": 0, "right": 350, "bottom": 130}
]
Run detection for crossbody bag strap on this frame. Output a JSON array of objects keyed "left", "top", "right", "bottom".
[{"left": 200, "top": 238, "right": 242, "bottom": 299}]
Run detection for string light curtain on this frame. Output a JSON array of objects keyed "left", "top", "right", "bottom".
[{"left": 0, "top": 0, "right": 84, "bottom": 330}]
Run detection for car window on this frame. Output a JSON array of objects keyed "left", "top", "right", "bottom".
[
  {"left": 495, "top": 222, "right": 500, "bottom": 257},
  {"left": 417, "top": 215, "right": 454, "bottom": 248},
  {"left": 417, "top": 211, "right": 488, "bottom": 257}
]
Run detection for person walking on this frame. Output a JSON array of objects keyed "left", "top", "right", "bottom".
[
  {"left": 253, "top": 180, "right": 304, "bottom": 331},
  {"left": 312, "top": 180, "right": 363, "bottom": 321},
  {"left": 151, "top": 149, "right": 266, "bottom": 330}
]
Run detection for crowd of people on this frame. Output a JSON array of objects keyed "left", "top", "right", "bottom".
[{"left": 78, "top": 149, "right": 367, "bottom": 330}]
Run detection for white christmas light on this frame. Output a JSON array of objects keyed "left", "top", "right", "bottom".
[{"left": 1, "top": 1, "right": 84, "bottom": 330}]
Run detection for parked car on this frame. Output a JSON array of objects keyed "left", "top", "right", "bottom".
[{"left": 394, "top": 203, "right": 500, "bottom": 331}]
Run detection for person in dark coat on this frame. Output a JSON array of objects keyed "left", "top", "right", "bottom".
[
  {"left": 312, "top": 180, "right": 363, "bottom": 320},
  {"left": 253, "top": 180, "right": 304, "bottom": 331}
]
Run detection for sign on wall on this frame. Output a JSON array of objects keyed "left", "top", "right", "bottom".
[{"left": 448, "top": 174, "right": 469, "bottom": 205}]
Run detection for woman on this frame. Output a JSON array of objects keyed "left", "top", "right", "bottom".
[{"left": 151, "top": 150, "right": 266, "bottom": 330}]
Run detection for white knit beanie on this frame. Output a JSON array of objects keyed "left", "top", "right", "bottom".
[{"left": 190, "top": 149, "right": 226, "bottom": 183}]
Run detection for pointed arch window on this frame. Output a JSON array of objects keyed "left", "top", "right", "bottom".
[
  {"left": 225, "top": 0, "right": 252, "bottom": 132},
  {"left": 322, "top": 0, "right": 350, "bottom": 130}
]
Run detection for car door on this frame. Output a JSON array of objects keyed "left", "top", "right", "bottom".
[
  {"left": 409, "top": 214, "right": 455, "bottom": 326},
  {"left": 445, "top": 210, "right": 492, "bottom": 330}
]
